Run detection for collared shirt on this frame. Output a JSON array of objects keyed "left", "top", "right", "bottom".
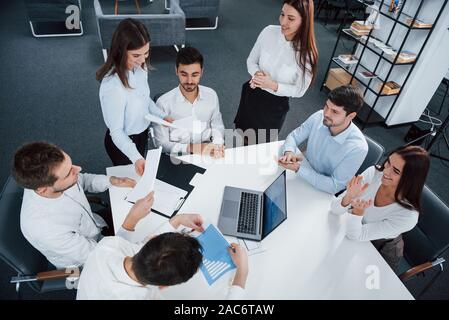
[
  {"left": 281, "top": 110, "right": 368, "bottom": 194},
  {"left": 99, "top": 66, "right": 167, "bottom": 163},
  {"left": 76, "top": 222, "right": 245, "bottom": 300},
  {"left": 153, "top": 85, "right": 225, "bottom": 154},
  {"left": 20, "top": 173, "right": 111, "bottom": 269},
  {"left": 247, "top": 25, "right": 312, "bottom": 98},
  {"left": 330, "top": 166, "right": 418, "bottom": 241}
]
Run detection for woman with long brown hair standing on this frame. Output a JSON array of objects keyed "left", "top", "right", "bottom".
[
  {"left": 234, "top": 0, "right": 318, "bottom": 144},
  {"left": 96, "top": 18, "right": 173, "bottom": 175}
]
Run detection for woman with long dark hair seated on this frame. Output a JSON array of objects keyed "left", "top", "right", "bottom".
[{"left": 330, "top": 145, "right": 430, "bottom": 269}]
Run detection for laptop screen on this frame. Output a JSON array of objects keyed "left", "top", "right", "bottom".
[{"left": 262, "top": 171, "right": 287, "bottom": 239}]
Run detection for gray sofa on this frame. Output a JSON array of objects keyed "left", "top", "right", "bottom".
[
  {"left": 94, "top": 0, "right": 185, "bottom": 60},
  {"left": 166, "top": 0, "right": 220, "bottom": 29}
]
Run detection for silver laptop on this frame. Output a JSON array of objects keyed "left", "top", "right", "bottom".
[{"left": 217, "top": 171, "right": 287, "bottom": 241}]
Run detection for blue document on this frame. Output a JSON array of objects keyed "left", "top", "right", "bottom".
[{"left": 196, "top": 224, "right": 236, "bottom": 285}]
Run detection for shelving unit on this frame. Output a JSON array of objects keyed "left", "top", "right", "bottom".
[{"left": 321, "top": 0, "right": 449, "bottom": 128}]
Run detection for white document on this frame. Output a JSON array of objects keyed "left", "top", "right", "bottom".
[
  {"left": 126, "top": 147, "right": 162, "bottom": 203},
  {"left": 145, "top": 114, "right": 177, "bottom": 128},
  {"left": 237, "top": 238, "right": 267, "bottom": 257},
  {"left": 152, "top": 179, "right": 188, "bottom": 216},
  {"left": 172, "top": 116, "right": 207, "bottom": 134}
]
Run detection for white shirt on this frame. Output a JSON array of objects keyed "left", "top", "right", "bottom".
[
  {"left": 20, "top": 173, "right": 111, "bottom": 269},
  {"left": 247, "top": 25, "right": 312, "bottom": 98},
  {"left": 76, "top": 222, "right": 245, "bottom": 300},
  {"left": 99, "top": 66, "right": 166, "bottom": 163},
  {"left": 330, "top": 166, "right": 419, "bottom": 241},
  {"left": 153, "top": 85, "right": 225, "bottom": 154},
  {"left": 282, "top": 111, "right": 368, "bottom": 194}
]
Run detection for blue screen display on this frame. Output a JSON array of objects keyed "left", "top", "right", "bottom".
[{"left": 262, "top": 172, "right": 287, "bottom": 238}]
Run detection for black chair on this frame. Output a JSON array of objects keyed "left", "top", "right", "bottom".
[
  {"left": 399, "top": 186, "right": 449, "bottom": 298},
  {"left": 0, "top": 176, "right": 77, "bottom": 297},
  {"left": 334, "top": 134, "right": 384, "bottom": 196},
  {"left": 356, "top": 134, "right": 385, "bottom": 175}
]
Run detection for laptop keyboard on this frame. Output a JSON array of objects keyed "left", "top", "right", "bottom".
[{"left": 237, "top": 192, "right": 259, "bottom": 235}]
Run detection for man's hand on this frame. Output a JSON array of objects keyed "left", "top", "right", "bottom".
[
  {"left": 122, "top": 192, "right": 154, "bottom": 231},
  {"left": 134, "top": 159, "right": 145, "bottom": 176},
  {"left": 170, "top": 214, "right": 204, "bottom": 232},
  {"left": 277, "top": 151, "right": 302, "bottom": 172},
  {"left": 228, "top": 243, "right": 249, "bottom": 289},
  {"left": 341, "top": 176, "right": 370, "bottom": 207},
  {"left": 187, "top": 143, "right": 223, "bottom": 158},
  {"left": 211, "top": 144, "right": 225, "bottom": 158},
  {"left": 163, "top": 116, "right": 174, "bottom": 124},
  {"left": 109, "top": 176, "right": 136, "bottom": 188},
  {"left": 350, "top": 198, "right": 373, "bottom": 216}
]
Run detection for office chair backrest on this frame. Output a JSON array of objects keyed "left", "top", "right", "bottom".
[
  {"left": 0, "top": 176, "right": 48, "bottom": 292},
  {"left": 403, "top": 186, "right": 449, "bottom": 265},
  {"left": 357, "top": 135, "right": 384, "bottom": 175}
]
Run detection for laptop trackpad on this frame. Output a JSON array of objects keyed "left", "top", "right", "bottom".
[{"left": 222, "top": 200, "right": 239, "bottom": 218}]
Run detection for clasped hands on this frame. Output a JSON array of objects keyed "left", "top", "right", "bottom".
[
  {"left": 277, "top": 151, "right": 302, "bottom": 172},
  {"left": 250, "top": 71, "right": 278, "bottom": 92},
  {"left": 341, "top": 176, "right": 372, "bottom": 216}
]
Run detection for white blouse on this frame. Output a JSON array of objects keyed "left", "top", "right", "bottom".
[
  {"left": 99, "top": 66, "right": 166, "bottom": 163},
  {"left": 247, "top": 25, "right": 312, "bottom": 98},
  {"left": 330, "top": 166, "right": 419, "bottom": 241}
]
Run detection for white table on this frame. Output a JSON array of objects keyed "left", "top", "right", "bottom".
[{"left": 107, "top": 141, "right": 413, "bottom": 300}]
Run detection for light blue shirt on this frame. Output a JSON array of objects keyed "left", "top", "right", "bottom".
[
  {"left": 281, "top": 110, "right": 368, "bottom": 194},
  {"left": 99, "top": 66, "right": 166, "bottom": 163}
]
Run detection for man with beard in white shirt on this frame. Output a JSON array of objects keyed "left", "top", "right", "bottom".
[
  {"left": 12, "top": 141, "right": 153, "bottom": 269},
  {"left": 153, "top": 47, "right": 225, "bottom": 158},
  {"left": 76, "top": 213, "right": 248, "bottom": 300}
]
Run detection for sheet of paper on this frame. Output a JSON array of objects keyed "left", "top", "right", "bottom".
[
  {"left": 188, "top": 223, "right": 236, "bottom": 286},
  {"left": 106, "top": 164, "right": 138, "bottom": 181},
  {"left": 152, "top": 179, "right": 188, "bottom": 215},
  {"left": 172, "top": 116, "right": 207, "bottom": 134},
  {"left": 237, "top": 238, "right": 267, "bottom": 257},
  {"left": 145, "top": 114, "right": 178, "bottom": 129},
  {"left": 125, "top": 147, "right": 162, "bottom": 203},
  {"left": 189, "top": 172, "right": 204, "bottom": 187}
]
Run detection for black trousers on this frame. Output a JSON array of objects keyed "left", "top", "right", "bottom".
[
  {"left": 234, "top": 81, "right": 289, "bottom": 144},
  {"left": 104, "top": 129, "right": 148, "bottom": 166},
  {"left": 372, "top": 235, "right": 404, "bottom": 272}
]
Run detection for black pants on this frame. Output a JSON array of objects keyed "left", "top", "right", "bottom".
[
  {"left": 234, "top": 81, "right": 289, "bottom": 144},
  {"left": 372, "top": 235, "right": 404, "bottom": 272},
  {"left": 95, "top": 206, "right": 115, "bottom": 236},
  {"left": 104, "top": 129, "right": 148, "bottom": 166}
]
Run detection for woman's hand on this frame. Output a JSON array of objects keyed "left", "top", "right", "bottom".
[
  {"left": 251, "top": 71, "right": 278, "bottom": 92},
  {"left": 134, "top": 159, "right": 145, "bottom": 176},
  {"left": 350, "top": 198, "right": 373, "bottom": 216},
  {"left": 341, "top": 176, "right": 369, "bottom": 206}
]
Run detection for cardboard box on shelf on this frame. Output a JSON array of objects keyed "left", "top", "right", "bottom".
[
  {"left": 325, "top": 68, "right": 358, "bottom": 91},
  {"left": 378, "top": 81, "right": 401, "bottom": 95}
]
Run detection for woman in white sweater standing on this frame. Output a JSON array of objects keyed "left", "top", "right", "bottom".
[
  {"left": 96, "top": 19, "right": 173, "bottom": 175},
  {"left": 331, "top": 145, "right": 430, "bottom": 269},
  {"left": 234, "top": 0, "right": 318, "bottom": 144}
]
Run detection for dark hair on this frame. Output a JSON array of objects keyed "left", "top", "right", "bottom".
[
  {"left": 12, "top": 142, "right": 65, "bottom": 190},
  {"left": 377, "top": 145, "right": 430, "bottom": 212},
  {"left": 328, "top": 85, "right": 364, "bottom": 114},
  {"left": 96, "top": 18, "right": 151, "bottom": 88},
  {"left": 176, "top": 47, "right": 204, "bottom": 69},
  {"left": 282, "top": 0, "right": 319, "bottom": 84},
  {"left": 132, "top": 232, "right": 203, "bottom": 286}
]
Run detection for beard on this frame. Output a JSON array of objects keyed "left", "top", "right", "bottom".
[
  {"left": 181, "top": 83, "right": 198, "bottom": 92},
  {"left": 52, "top": 179, "right": 78, "bottom": 193},
  {"left": 323, "top": 117, "right": 334, "bottom": 127}
]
